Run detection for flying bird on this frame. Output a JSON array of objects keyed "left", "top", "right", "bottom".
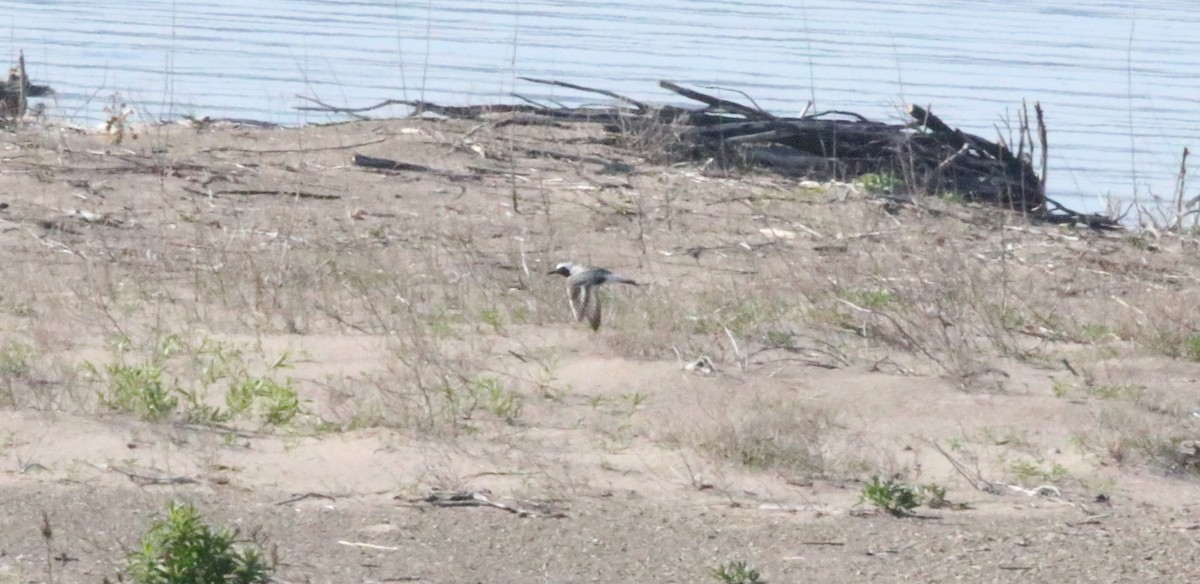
[{"left": 547, "top": 261, "right": 639, "bottom": 331}]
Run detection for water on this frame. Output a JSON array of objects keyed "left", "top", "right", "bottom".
[{"left": 4, "top": 0, "right": 1200, "bottom": 212}]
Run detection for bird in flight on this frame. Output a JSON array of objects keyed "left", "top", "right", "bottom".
[{"left": 547, "top": 262, "right": 639, "bottom": 331}]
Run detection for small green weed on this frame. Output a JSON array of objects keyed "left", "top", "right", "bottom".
[
  {"left": 1185, "top": 335, "right": 1200, "bottom": 362},
  {"left": 88, "top": 336, "right": 184, "bottom": 421},
  {"left": 713, "top": 560, "right": 765, "bottom": 584},
  {"left": 474, "top": 376, "right": 523, "bottom": 425},
  {"left": 917, "top": 483, "right": 952, "bottom": 509},
  {"left": 126, "top": 501, "right": 270, "bottom": 584},
  {"left": 1007, "top": 457, "right": 1069, "bottom": 483},
  {"left": 855, "top": 172, "right": 903, "bottom": 193},
  {"left": 1051, "top": 378, "right": 1071, "bottom": 398},
  {"left": 85, "top": 335, "right": 303, "bottom": 427},
  {"left": 858, "top": 475, "right": 919, "bottom": 516},
  {"left": 230, "top": 376, "right": 301, "bottom": 426},
  {"left": 532, "top": 351, "right": 568, "bottom": 397},
  {"left": 510, "top": 305, "right": 532, "bottom": 325},
  {"left": 1087, "top": 383, "right": 1143, "bottom": 401},
  {"left": 424, "top": 305, "right": 462, "bottom": 338},
  {"left": 0, "top": 340, "right": 35, "bottom": 406},
  {"left": 764, "top": 330, "right": 795, "bottom": 349},
  {"left": 693, "top": 298, "right": 781, "bottom": 337},
  {"left": 621, "top": 391, "right": 647, "bottom": 416},
  {"left": 1079, "top": 324, "right": 1118, "bottom": 343},
  {"left": 938, "top": 191, "right": 966, "bottom": 203},
  {"left": 838, "top": 288, "right": 895, "bottom": 310},
  {"left": 793, "top": 185, "right": 826, "bottom": 200},
  {"left": 0, "top": 340, "right": 33, "bottom": 378},
  {"left": 480, "top": 308, "right": 504, "bottom": 334},
  {"left": 95, "top": 362, "right": 180, "bottom": 421}
]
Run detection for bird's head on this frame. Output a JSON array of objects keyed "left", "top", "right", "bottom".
[{"left": 547, "top": 261, "right": 574, "bottom": 277}]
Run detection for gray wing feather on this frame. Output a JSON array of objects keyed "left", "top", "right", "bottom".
[
  {"left": 568, "top": 282, "right": 586, "bottom": 321},
  {"left": 583, "top": 286, "right": 602, "bottom": 331}
]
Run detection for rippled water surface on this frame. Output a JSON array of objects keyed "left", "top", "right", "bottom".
[{"left": 4, "top": 0, "right": 1200, "bottom": 210}]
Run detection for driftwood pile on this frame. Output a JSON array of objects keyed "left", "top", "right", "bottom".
[{"left": 302, "top": 78, "right": 1113, "bottom": 229}]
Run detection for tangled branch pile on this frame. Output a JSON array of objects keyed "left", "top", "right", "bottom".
[{"left": 299, "top": 78, "right": 1114, "bottom": 228}]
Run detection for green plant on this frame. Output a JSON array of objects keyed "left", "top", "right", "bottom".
[
  {"left": 258, "top": 378, "right": 301, "bottom": 426},
  {"left": 855, "top": 172, "right": 903, "bottom": 193},
  {"left": 0, "top": 340, "right": 33, "bottom": 378},
  {"left": 1186, "top": 335, "right": 1200, "bottom": 362},
  {"left": 474, "top": 376, "right": 523, "bottom": 425},
  {"left": 938, "top": 191, "right": 966, "bottom": 203},
  {"left": 532, "top": 351, "right": 567, "bottom": 397},
  {"left": 793, "top": 185, "right": 825, "bottom": 199},
  {"left": 423, "top": 305, "right": 462, "bottom": 338},
  {"left": 96, "top": 362, "right": 179, "bottom": 421},
  {"left": 702, "top": 403, "right": 826, "bottom": 475},
  {"left": 1007, "top": 457, "right": 1069, "bottom": 483},
  {"left": 1087, "top": 383, "right": 1143, "bottom": 401},
  {"left": 480, "top": 308, "right": 504, "bottom": 334},
  {"left": 86, "top": 336, "right": 186, "bottom": 421},
  {"left": 917, "top": 483, "right": 950, "bottom": 508},
  {"left": 86, "top": 335, "right": 304, "bottom": 427},
  {"left": 1079, "top": 324, "right": 1118, "bottom": 343},
  {"left": 859, "top": 475, "right": 919, "bottom": 516},
  {"left": 622, "top": 391, "right": 648, "bottom": 416},
  {"left": 126, "top": 501, "right": 270, "bottom": 584},
  {"left": 713, "top": 560, "right": 765, "bottom": 584},
  {"left": 0, "top": 340, "right": 35, "bottom": 407},
  {"left": 229, "top": 376, "right": 301, "bottom": 426},
  {"left": 225, "top": 351, "right": 300, "bottom": 426},
  {"left": 509, "top": 305, "right": 532, "bottom": 325},
  {"left": 179, "top": 386, "right": 229, "bottom": 425},
  {"left": 1051, "top": 377, "right": 1071, "bottom": 398},
  {"left": 692, "top": 298, "right": 783, "bottom": 337},
  {"left": 838, "top": 287, "right": 895, "bottom": 310},
  {"left": 764, "top": 330, "right": 795, "bottom": 349}
]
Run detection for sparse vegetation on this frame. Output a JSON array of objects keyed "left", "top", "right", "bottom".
[
  {"left": 1087, "top": 383, "right": 1143, "bottom": 401},
  {"left": 474, "top": 375, "right": 524, "bottom": 425},
  {"left": 1007, "top": 457, "right": 1070, "bottom": 484},
  {"left": 1185, "top": 335, "right": 1200, "bottom": 362},
  {"left": 855, "top": 171, "right": 903, "bottom": 193},
  {"left": 125, "top": 502, "right": 270, "bottom": 584},
  {"left": 84, "top": 335, "right": 303, "bottom": 427},
  {"left": 837, "top": 287, "right": 896, "bottom": 310},
  {"left": 713, "top": 560, "right": 765, "bottom": 584},
  {"left": 2, "top": 105, "right": 1200, "bottom": 581},
  {"left": 858, "top": 475, "right": 920, "bottom": 516},
  {"left": 696, "top": 398, "right": 827, "bottom": 476},
  {"left": 1051, "top": 377, "right": 1071, "bottom": 398},
  {"left": 0, "top": 340, "right": 34, "bottom": 379},
  {"left": 918, "top": 482, "right": 952, "bottom": 509}
]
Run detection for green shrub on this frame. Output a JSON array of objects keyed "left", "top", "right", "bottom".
[
  {"left": 127, "top": 502, "right": 270, "bottom": 584},
  {"left": 859, "top": 475, "right": 919, "bottom": 516}
]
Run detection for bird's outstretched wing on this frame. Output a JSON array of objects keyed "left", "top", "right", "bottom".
[
  {"left": 568, "top": 282, "right": 586, "bottom": 322},
  {"left": 583, "top": 288, "right": 602, "bottom": 331},
  {"left": 568, "top": 282, "right": 603, "bottom": 331}
]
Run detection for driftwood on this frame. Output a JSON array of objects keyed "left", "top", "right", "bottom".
[
  {"left": 403, "top": 490, "right": 566, "bottom": 519},
  {"left": 352, "top": 153, "right": 492, "bottom": 181},
  {"left": 299, "top": 79, "right": 1116, "bottom": 228},
  {"left": 0, "top": 51, "right": 54, "bottom": 120}
]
